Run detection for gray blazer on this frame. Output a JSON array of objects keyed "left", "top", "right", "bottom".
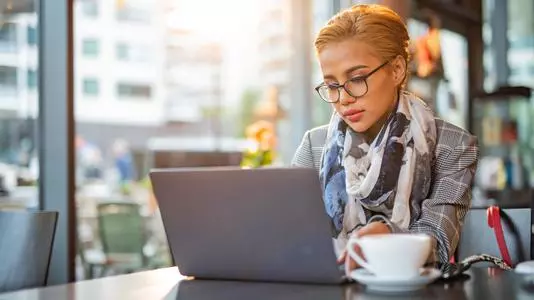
[{"left": 291, "top": 118, "right": 479, "bottom": 263}]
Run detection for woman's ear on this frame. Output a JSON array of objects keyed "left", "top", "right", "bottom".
[{"left": 391, "top": 55, "right": 407, "bottom": 87}]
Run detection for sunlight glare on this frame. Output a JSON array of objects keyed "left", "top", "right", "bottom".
[{"left": 166, "top": 0, "right": 258, "bottom": 43}]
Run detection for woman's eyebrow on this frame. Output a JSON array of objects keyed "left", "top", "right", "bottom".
[
  {"left": 344, "top": 65, "right": 368, "bottom": 75},
  {"left": 323, "top": 65, "right": 368, "bottom": 81}
]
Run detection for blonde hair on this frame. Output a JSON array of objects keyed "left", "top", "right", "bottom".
[{"left": 315, "top": 4, "right": 410, "bottom": 86}]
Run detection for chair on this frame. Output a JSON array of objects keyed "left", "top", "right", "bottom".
[
  {"left": 77, "top": 233, "right": 107, "bottom": 280},
  {"left": 96, "top": 201, "right": 149, "bottom": 275},
  {"left": 458, "top": 207, "right": 531, "bottom": 266},
  {"left": 0, "top": 210, "right": 58, "bottom": 293}
]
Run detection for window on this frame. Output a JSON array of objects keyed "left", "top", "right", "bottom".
[
  {"left": 0, "top": 66, "right": 18, "bottom": 88},
  {"left": 117, "top": 83, "right": 152, "bottom": 99},
  {"left": 116, "top": 5, "right": 150, "bottom": 23},
  {"left": 27, "top": 69, "right": 37, "bottom": 89},
  {"left": 0, "top": 23, "right": 17, "bottom": 43},
  {"left": 81, "top": 0, "right": 99, "bottom": 17},
  {"left": 72, "top": 0, "right": 334, "bottom": 280},
  {"left": 82, "top": 39, "right": 99, "bottom": 57},
  {"left": 116, "top": 43, "right": 128, "bottom": 60},
  {"left": 83, "top": 78, "right": 99, "bottom": 96},
  {"left": 0, "top": 0, "right": 38, "bottom": 265},
  {"left": 27, "top": 26, "right": 37, "bottom": 46},
  {"left": 510, "top": 67, "right": 522, "bottom": 77},
  {"left": 116, "top": 43, "right": 151, "bottom": 62},
  {"left": 0, "top": 23, "right": 18, "bottom": 52}
]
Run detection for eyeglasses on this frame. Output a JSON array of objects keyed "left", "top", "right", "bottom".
[{"left": 315, "top": 61, "right": 390, "bottom": 103}]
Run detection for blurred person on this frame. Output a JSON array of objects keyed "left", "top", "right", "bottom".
[
  {"left": 415, "top": 12, "right": 443, "bottom": 79},
  {"left": 112, "top": 139, "right": 136, "bottom": 192},
  {"left": 414, "top": 10, "right": 445, "bottom": 111},
  {"left": 292, "top": 4, "right": 478, "bottom": 275},
  {"left": 75, "top": 135, "right": 104, "bottom": 182}
]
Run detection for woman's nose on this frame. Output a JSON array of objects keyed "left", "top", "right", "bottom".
[{"left": 339, "top": 88, "right": 356, "bottom": 105}]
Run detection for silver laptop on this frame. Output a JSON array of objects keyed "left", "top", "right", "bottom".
[{"left": 149, "top": 167, "right": 344, "bottom": 284}]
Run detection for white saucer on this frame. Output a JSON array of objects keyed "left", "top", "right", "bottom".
[
  {"left": 350, "top": 268, "right": 442, "bottom": 293},
  {"left": 515, "top": 261, "right": 534, "bottom": 274}
]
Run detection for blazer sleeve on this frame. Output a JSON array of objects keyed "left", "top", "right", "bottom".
[{"left": 386, "top": 133, "right": 479, "bottom": 263}]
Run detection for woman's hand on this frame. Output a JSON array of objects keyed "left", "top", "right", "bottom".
[{"left": 337, "top": 221, "right": 392, "bottom": 275}]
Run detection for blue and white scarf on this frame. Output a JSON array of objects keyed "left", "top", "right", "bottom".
[{"left": 319, "top": 91, "right": 437, "bottom": 249}]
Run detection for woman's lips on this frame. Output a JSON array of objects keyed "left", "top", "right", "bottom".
[{"left": 343, "top": 108, "right": 364, "bottom": 122}]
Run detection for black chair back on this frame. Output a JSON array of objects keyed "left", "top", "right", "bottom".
[{"left": 0, "top": 210, "right": 58, "bottom": 293}]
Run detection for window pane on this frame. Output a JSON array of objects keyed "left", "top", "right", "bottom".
[
  {"left": 82, "top": 39, "right": 99, "bottom": 57},
  {"left": 407, "top": 19, "right": 469, "bottom": 129},
  {"left": 81, "top": 0, "right": 99, "bottom": 17},
  {"left": 117, "top": 83, "right": 152, "bottom": 99},
  {"left": 116, "top": 43, "right": 151, "bottom": 62},
  {"left": 27, "top": 26, "right": 37, "bottom": 46},
  {"left": 508, "top": 0, "right": 534, "bottom": 87},
  {"left": 0, "top": 23, "right": 18, "bottom": 52},
  {"left": 116, "top": 43, "right": 128, "bottom": 60},
  {"left": 0, "top": 2, "right": 39, "bottom": 210},
  {"left": 73, "top": 0, "right": 329, "bottom": 281},
  {"left": 27, "top": 69, "right": 37, "bottom": 89},
  {"left": 83, "top": 78, "right": 99, "bottom": 96},
  {"left": 0, "top": 66, "right": 18, "bottom": 87},
  {"left": 116, "top": 3, "right": 151, "bottom": 23}
]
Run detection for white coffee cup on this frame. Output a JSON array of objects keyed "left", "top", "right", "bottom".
[{"left": 346, "top": 233, "right": 431, "bottom": 279}]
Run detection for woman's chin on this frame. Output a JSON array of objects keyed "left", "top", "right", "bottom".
[{"left": 346, "top": 121, "right": 371, "bottom": 134}]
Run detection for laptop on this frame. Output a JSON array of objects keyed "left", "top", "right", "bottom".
[{"left": 149, "top": 166, "right": 345, "bottom": 284}]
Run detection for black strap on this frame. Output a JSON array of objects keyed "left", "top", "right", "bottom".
[{"left": 499, "top": 209, "right": 527, "bottom": 262}]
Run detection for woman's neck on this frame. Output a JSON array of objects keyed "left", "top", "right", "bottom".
[{"left": 363, "top": 91, "right": 400, "bottom": 143}]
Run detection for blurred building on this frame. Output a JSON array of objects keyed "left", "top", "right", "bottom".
[
  {"left": 0, "top": 14, "right": 37, "bottom": 164},
  {"left": 256, "top": 0, "right": 291, "bottom": 106},
  {"left": 74, "top": 0, "right": 166, "bottom": 126},
  {"left": 0, "top": 17, "right": 36, "bottom": 117},
  {"left": 255, "top": 0, "right": 334, "bottom": 162},
  {"left": 77, "top": 0, "right": 227, "bottom": 151},
  {"left": 0, "top": 0, "right": 230, "bottom": 164},
  {"left": 256, "top": 0, "right": 332, "bottom": 115},
  {"left": 164, "top": 1, "right": 224, "bottom": 131}
]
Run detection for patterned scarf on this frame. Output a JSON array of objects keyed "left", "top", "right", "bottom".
[{"left": 319, "top": 91, "right": 437, "bottom": 248}]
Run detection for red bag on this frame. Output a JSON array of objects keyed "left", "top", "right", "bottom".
[{"left": 487, "top": 205, "right": 527, "bottom": 267}]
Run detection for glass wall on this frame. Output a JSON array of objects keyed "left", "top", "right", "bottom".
[
  {"left": 73, "top": 0, "right": 334, "bottom": 280},
  {"left": 408, "top": 19, "right": 469, "bottom": 129},
  {"left": 481, "top": 0, "right": 534, "bottom": 95},
  {"left": 473, "top": 0, "right": 534, "bottom": 197},
  {"left": 321, "top": 0, "right": 471, "bottom": 130},
  {"left": 71, "top": 0, "right": 479, "bottom": 279},
  {"left": 0, "top": 1, "right": 39, "bottom": 210},
  {"left": 507, "top": 0, "right": 534, "bottom": 188},
  {"left": 507, "top": 0, "right": 534, "bottom": 87}
]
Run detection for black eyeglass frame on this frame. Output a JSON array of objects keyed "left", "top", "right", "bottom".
[{"left": 315, "top": 60, "right": 390, "bottom": 103}]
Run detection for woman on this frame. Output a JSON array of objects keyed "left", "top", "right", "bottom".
[{"left": 291, "top": 4, "right": 478, "bottom": 274}]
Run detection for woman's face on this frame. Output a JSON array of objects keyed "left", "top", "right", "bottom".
[{"left": 317, "top": 39, "right": 404, "bottom": 140}]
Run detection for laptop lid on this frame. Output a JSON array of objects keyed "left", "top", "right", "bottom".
[{"left": 150, "top": 167, "right": 342, "bottom": 284}]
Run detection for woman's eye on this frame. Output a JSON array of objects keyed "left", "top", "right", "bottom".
[{"left": 350, "top": 76, "right": 365, "bottom": 82}]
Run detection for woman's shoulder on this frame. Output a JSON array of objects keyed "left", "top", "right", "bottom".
[
  {"left": 434, "top": 118, "right": 478, "bottom": 149},
  {"left": 433, "top": 118, "right": 479, "bottom": 172},
  {"left": 305, "top": 124, "right": 329, "bottom": 148}
]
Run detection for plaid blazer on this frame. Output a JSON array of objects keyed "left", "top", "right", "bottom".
[{"left": 291, "top": 118, "right": 479, "bottom": 263}]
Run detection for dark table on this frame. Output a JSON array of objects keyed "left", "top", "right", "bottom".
[{"left": 0, "top": 267, "right": 533, "bottom": 299}]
